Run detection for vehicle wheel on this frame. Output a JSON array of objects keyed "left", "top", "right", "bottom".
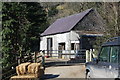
[{"left": 86, "top": 72, "right": 91, "bottom": 80}]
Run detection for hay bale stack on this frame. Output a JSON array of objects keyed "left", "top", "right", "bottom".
[
  {"left": 11, "top": 62, "right": 44, "bottom": 80},
  {"left": 27, "top": 63, "right": 44, "bottom": 78},
  {"left": 16, "top": 62, "right": 31, "bottom": 75}
]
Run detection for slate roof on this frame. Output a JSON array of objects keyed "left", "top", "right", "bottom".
[{"left": 41, "top": 8, "right": 93, "bottom": 36}]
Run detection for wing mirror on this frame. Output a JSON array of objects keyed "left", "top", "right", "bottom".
[{"left": 93, "top": 58, "right": 98, "bottom": 64}]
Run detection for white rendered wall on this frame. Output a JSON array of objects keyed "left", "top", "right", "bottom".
[{"left": 40, "top": 31, "right": 80, "bottom": 51}]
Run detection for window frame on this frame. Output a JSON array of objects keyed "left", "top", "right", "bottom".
[
  {"left": 98, "top": 46, "right": 110, "bottom": 62},
  {"left": 109, "top": 46, "right": 119, "bottom": 63},
  {"left": 98, "top": 46, "right": 119, "bottom": 63}
]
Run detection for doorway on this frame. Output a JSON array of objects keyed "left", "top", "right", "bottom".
[
  {"left": 47, "top": 38, "right": 53, "bottom": 57},
  {"left": 58, "top": 43, "right": 65, "bottom": 58}
]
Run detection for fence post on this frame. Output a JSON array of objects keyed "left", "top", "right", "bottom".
[
  {"left": 86, "top": 50, "right": 89, "bottom": 62},
  {"left": 92, "top": 49, "right": 95, "bottom": 58},
  {"left": 18, "top": 56, "right": 21, "bottom": 64},
  {"left": 34, "top": 52, "right": 37, "bottom": 62},
  {"left": 90, "top": 49, "right": 92, "bottom": 61}
]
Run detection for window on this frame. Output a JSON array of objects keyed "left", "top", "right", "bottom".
[
  {"left": 58, "top": 43, "right": 65, "bottom": 50},
  {"left": 99, "top": 47, "right": 110, "bottom": 62},
  {"left": 71, "top": 43, "right": 75, "bottom": 50},
  {"left": 71, "top": 43, "right": 80, "bottom": 50},
  {"left": 110, "top": 46, "right": 119, "bottom": 63},
  {"left": 47, "top": 38, "right": 53, "bottom": 48},
  {"left": 99, "top": 46, "right": 120, "bottom": 63}
]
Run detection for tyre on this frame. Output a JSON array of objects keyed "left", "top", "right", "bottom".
[{"left": 86, "top": 72, "right": 91, "bottom": 80}]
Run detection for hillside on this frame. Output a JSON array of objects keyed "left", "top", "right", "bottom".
[{"left": 41, "top": 2, "right": 120, "bottom": 36}]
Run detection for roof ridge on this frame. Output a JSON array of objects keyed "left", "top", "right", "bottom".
[
  {"left": 41, "top": 8, "right": 93, "bottom": 36},
  {"left": 69, "top": 8, "right": 93, "bottom": 30},
  {"left": 57, "top": 8, "right": 93, "bottom": 21}
]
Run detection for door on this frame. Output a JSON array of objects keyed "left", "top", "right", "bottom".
[
  {"left": 90, "top": 46, "right": 110, "bottom": 78},
  {"left": 58, "top": 43, "right": 65, "bottom": 58},
  {"left": 106, "top": 46, "right": 119, "bottom": 78},
  {"left": 47, "top": 38, "right": 53, "bottom": 57}
]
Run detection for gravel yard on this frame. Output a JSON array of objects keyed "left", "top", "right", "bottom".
[{"left": 44, "top": 64, "right": 85, "bottom": 79}]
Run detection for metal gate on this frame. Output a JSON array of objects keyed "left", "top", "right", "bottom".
[{"left": 42, "top": 50, "right": 86, "bottom": 66}]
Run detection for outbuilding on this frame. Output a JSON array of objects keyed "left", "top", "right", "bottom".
[{"left": 40, "top": 8, "right": 105, "bottom": 59}]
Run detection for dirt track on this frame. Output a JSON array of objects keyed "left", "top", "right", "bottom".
[{"left": 45, "top": 64, "right": 85, "bottom": 79}]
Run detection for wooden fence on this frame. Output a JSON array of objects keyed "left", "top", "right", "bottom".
[
  {"left": 86, "top": 49, "right": 97, "bottom": 62},
  {"left": 41, "top": 49, "right": 96, "bottom": 62},
  {"left": 1, "top": 52, "right": 44, "bottom": 80},
  {"left": 1, "top": 49, "right": 96, "bottom": 79},
  {"left": 41, "top": 49, "right": 86, "bottom": 59}
]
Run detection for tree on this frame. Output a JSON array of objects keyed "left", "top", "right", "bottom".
[
  {"left": 41, "top": 2, "right": 120, "bottom": 55},
  {"left": 2, "top": 2, "right": 29, "bottom": 67},
  {"left": 23, "top": 2, "right": 48, "bottom": 52},
  {"left": 2, "top": 2, "right": 48, "bottom": 67}
]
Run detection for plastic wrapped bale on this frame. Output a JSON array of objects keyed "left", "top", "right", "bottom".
[{"left": 16, "top": 62, "right": 31, "bottom": 75}]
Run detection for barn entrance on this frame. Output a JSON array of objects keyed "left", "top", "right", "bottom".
[
  {"left": 58, "top": 43, "right": 65, "bottom": 58},
  {"left": 80, "top": 35, "right": 98, "bottom": 50},
  {"left": 47, "top": 38, "right": 53, "bottom": 57}
]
